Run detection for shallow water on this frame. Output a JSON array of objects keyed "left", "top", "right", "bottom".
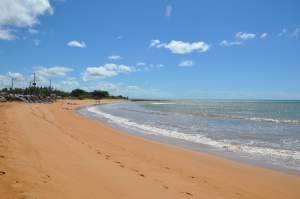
[{"left": 78, "top": 100, "right": 300, "bottom": 174}]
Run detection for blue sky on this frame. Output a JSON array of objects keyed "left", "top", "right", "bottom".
[{"left": 0, "top": 0, "right": 299, "bottom": 99}]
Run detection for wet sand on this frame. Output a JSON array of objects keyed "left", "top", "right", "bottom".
[{"left": 0, "top": 100, "right": 300, "bottom": 198}]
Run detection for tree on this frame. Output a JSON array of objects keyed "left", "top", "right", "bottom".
[
  {"left": 70, "top": 89, "right": 90, "bottom": 99},
  {"left": 91, "top": 90, "right": 109, "bottom": 99}
]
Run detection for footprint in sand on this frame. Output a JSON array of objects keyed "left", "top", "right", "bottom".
[
  {"left": 113, "top": 161, "right": 125, "bottom": 168},
  {"left": 131, "top": 168, "right": 139, "bottom": 173},
  {"left": 0, "top": 155, "right": 5, "bottom": 159},
  {"left": 0, "top": 171, "right": 6, "bottom": 175},
  {"left": 182, "top": 192, "right": 193, "bottom": 196},
  {"left": 162, "top": 185, "right": 169, "bottom": 189},
  {"left": 96, "top": 151, "right": 102, "bottom": 155},
  {"left": 139, "top": 173, "right": 145, "bottom": 178}
]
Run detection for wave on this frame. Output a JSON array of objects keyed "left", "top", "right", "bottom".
[
  {"left": 86, "top": 106, "right": 300, "bottom": 162},
  {"left": 245, "top": 117, "right": 300, "bottom": 124},
  {"left": 150, "top": 102, "right": 176, "bottom": 105}
]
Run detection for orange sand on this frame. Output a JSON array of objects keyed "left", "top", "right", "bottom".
[{"left": 0, "top": 100, "right": 300, "bottom": 199}]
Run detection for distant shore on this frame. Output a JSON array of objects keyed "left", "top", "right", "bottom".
[{"left": 0, "top": 99, "right": 300, "bottom": 199}]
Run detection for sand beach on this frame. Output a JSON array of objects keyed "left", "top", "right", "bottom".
[{"left": 1, "top": 100, "right": 300, "bottom": 199}]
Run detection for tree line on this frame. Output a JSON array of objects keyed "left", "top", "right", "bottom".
[{"left": 0, "top": 87, "right": 128, "bottom": 100}]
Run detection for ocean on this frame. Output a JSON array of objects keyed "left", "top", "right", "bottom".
[{"left": 78, "top": 100, "right": 300, "bottom": 174}]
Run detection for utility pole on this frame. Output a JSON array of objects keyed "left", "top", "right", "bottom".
[
  {"left": 11, "top": 77, "right": 15, "bottom": 95},
  {"left": 11, "top": 77, "right": 14, "bottom": 90},
  {"left": 33, "top": 73, "right": 36, "bottom": 87},
  {"left": 32, "top": 72, "right": 37, "bottom": 96},
  {"left": 49, "top": 79, "right": 52, "bottom": 97}
]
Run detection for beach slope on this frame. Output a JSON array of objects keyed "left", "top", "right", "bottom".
[{"left": 0, "top": 100, "right": 300, "bottom": 199}]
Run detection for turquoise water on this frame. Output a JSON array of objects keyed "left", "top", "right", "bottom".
[{"left": 79, "top": 100, "right": 300, "bottom": 173}]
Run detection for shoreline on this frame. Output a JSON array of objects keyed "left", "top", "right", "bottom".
[
  {"left": 1, "top": 100, "right": 300, "bottom": 198},
  {"left": 78, "top": 102, "right": 300, "bottom": 176}
]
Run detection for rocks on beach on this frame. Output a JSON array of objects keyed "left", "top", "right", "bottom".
[{"left": 0, "top": 93, "right": 55, "bottom": 103}]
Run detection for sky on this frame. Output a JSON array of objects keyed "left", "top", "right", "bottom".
[{"left": 0, "top": 0, "right": 299, "bottom": 99}]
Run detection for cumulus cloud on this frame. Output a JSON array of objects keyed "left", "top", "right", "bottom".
[
  {"left": 83, "top": 63, "right": 135, "bottom": 81},
  {"left": 0, "top": 75, "right": 10, "bottom": 88},
  {"left": 260, "top": 32, "right": 268, "bottom": 39},
  {"left": 0, "top": 0, "right": 53, "bottom": 40},
  {"left": 33, "top": 66, "right": 73, "bottom": 77},
  {"left": 219, "top": 40, "right": 242, "bottom": 47},
  {"left": 0, "top": 29, "right": 15, "bottom": 40},
  {"left": 7, "top": 72, "right": 24, "bottom": 80},
  {"left": 149, "top": 39, "right": 161, "bottom": 48},
  {"left": 67, "top": 40, "right": 87, "bottom": 48},
  {"left": 108, "top": 55, "right": 122, "bottom": 60},
  {"left": 150, "top": 40, "right": 210, "bottom": 54},
  {"left": 92, "top": 82, "right": 171, "bottom": 99},
  {"left": 55, "top": 77, "right": 79, "bottom": 91},
  {"left": 165, "top": 5, "right": 173, "bottom": 17},
  {"left": 0, "top": 72, "right": 26, "bottom": 88},
  {"left": 235, "top": 32, "right": 256, "bottom": 40},
  {"left": 178, "top": 60, "right": 195, "bottom": 67}
]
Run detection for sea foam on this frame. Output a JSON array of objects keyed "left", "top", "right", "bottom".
[{"left": 87, "top": 106, "right": 300, "bottom": 163}]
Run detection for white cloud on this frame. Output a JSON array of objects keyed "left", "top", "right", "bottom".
[
  {"left": 135, "top": 62, "right": 164, "bottom": 71},
  {"left": 108, "top": 54, "right": 122, "bottom": 60},
  {"left": 278, "top": 28, "right": 287, "bottom": 37},
  {"left": 0, "top": 0, "right": 53, "bottom": 40},
  {"left": 165, "top": 5, "right": 173, "bottom": 17},
  {"left": 83, "top": 63, "right": 135, "bottom": 81},
  {"left": 291, "top": 28, "right": 300, "bottom": 38},
  {"left": 67, "top": 40, "right": 87, "bottom": 48},
  {"left": 0, "top": 72, "right": 26, "bottom": 89},
  {"left": 55, "top": 77, "right": 79, "bottom": 91},
  {"left": 150, "top": 40, "right": 210, "bottom": 54},
  {"left": 93, "top": 82, "right": 171, "bottom": 99},
  {"left": 136, "top": 62, "right": 146, "bottom": 66},
  {"left": 0, "top": 29, "right": 15, "bottom": 40},
  {"left": 260, "top": 32, "right": 268, "bottom": 39},
  {"left": 178, "top": 60, "right": 195, "bottom": 67},
  {"left": 7, "top": 72, "right": 24, "bottom": 80},
  {"left": 33, "top": 66, "right": 73, "bottom": 77},
  {"left": 0, "top": 75, "right": 10, "bottom": 88},
  {"left": 149, "top": 39, "right": 161, "bottom": 47},
  {"left": 235, "top": 32, "right": 256, "bottom": 40},
  {"left": 28, "top": 28, "right": 39, "bottom": 34},
  {"left": 219, "top": 40, "right": 242, "bottom": 47}
]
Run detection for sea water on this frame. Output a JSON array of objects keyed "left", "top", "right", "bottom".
[{"left": 78, "top": 100, "right": 300, "bottom": 174}]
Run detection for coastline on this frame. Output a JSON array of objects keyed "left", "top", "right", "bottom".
[
  {"left": 78, "top": 101, "right": 300, "bottom": 175},
  {"left": 1, "top": 100, "right": 300, "bottom": 198}
]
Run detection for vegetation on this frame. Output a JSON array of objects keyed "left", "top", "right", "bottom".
[{"left": 0, "top": 87, "right": 127, "bottom": 100}]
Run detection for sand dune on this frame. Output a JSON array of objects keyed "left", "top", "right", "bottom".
[{"left": 0, "top": 100, "right": 300, "bottom": 199}]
